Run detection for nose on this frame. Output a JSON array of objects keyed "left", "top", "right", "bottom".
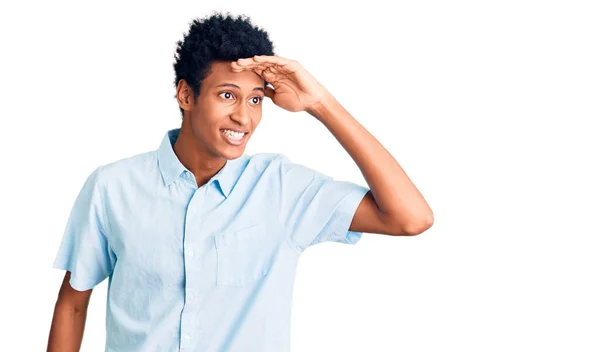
[{"left": 230, "top": 101, "right": 251, "bottom": 126}]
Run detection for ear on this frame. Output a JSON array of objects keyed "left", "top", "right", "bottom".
[{"left": 176, "top": 79, "right": 194, "bottom": 111}]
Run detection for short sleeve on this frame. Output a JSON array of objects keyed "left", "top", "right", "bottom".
[
  {"left": 277, "top": 155, "right": 370, "bottom": 253},
  {"left": 52, "top": 165, "right": 116, "bottom": 291}
]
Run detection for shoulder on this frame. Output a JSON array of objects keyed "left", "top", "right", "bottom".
[
  {"left": 245, "top": 152, "right": 283, "bottom": 165},
  {"left": 246, "top": 153, "right": 331, "bottom": 190},
  {"left": 245, "top": 152, "right": 312, "bottom": 176},
  {"left": 76, "top": 151, "right": 157, "bottom": 202},
  {"left": 244, "top": 152, "right": 285, "bottom": 173},
  {"left": 97, "top": 150, "right": 156, "bottom": 183}
]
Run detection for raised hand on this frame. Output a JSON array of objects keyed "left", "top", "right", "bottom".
[{"left": 231, "top": 55, "right": 330, "bottom": 113}]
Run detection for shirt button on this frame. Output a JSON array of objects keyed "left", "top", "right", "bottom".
[
  {"left": 187, "top": 249, "right": 195, "bottom": 257},
  {"left": 187, "top": 294, "right": 194, "bottom": 301},
  {"left": 183, "top": 333, "right": 191, "bottom": 341}
]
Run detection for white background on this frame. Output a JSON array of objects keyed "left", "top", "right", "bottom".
[{"left": 1, "top": 0, "right": 599, "bottom": 351}]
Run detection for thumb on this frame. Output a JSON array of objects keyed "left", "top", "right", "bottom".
[{"left": 265, "top": 86, "right": 275, "bottom": 100}]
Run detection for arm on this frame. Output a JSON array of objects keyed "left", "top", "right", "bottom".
[
  {"left": 232, "top": 55, "right": 434, "bottom": 236},
  {"left": 47, "top": 271, "right": 92, "bottom": 352},
  {"left": 306, "top": 92, "right": 434, "bottom": 236}
]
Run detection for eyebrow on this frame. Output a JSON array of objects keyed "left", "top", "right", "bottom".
[{"left": 216, "top": 83, "right": 265, "bottom": 93}]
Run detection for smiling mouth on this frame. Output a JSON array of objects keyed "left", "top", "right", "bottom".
[{"left": 220, "top": 129, "right": 248, "bottom": 146}]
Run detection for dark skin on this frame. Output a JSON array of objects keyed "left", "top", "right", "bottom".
[
  {"left": 174, "top": 60, "right": 267, "bottom": 188},
  {"left": 48, "top": 55, "right": 434, "bottom": 351},
  {"left": 47, "top": 61, "right": 268, "bottom": 351},
  {"left": 232, "top": 55, "right": 434, "bottom": 235},
  {"left": 47, "top": 272, "right": 91, "bottom": 351}
]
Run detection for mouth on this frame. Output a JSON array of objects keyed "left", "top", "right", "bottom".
[{"left": 220, "top": 129, "right": 249, "bottom": 146}]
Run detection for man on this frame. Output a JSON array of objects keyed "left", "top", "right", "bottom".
[{"left": 48, "top": 11, "right": 433, "bottom": 352}]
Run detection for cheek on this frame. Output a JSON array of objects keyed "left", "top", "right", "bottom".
[
  {"left": 253, "top": 108, "right": 263, "bottom": 121},
  {"left": 192, "top": 100, "right": 219, "bottom": 122},
  {"left": 201, "top": 100, "right": 231, "bottom": 120}
]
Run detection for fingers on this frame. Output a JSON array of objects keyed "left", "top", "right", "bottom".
[
  {"left": 252, "top": 55, "right": 290, "bottom": 66},
  {"left": 233, "top": 55, "right": 293, "bottom": 70},
  {"left": 232, "top": 61, "right": 272, "bottom": 72},
  {"left": 236, "top": 55, "right": 290, "bottom": 65},
  {"left": 231, "top": 55, "right": 294, "bottom": 83},
  {"left": 231, "top": 61, "right": 278, "bottom": 83}
]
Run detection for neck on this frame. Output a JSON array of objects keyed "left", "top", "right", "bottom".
[{"left": 173, "top": 120, "right": 226, "bottom": 187}]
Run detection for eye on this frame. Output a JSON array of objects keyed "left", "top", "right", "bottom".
[
  {"left": 250, "top": 96, "right": 264, "bottom": 105},
  {"left": 219, "top": 91, "right": 234, "bottom": 100},
  {"left": 219, "top": 91, "right": 263, "bottom": 105}
]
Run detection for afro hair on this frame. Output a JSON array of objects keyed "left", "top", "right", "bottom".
[{"left": 173, "top": 12, "right": 276, "bottom": 117}]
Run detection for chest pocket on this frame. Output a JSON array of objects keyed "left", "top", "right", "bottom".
[{"left": 214, "top": 223, "right": 277, "bottom": 287}]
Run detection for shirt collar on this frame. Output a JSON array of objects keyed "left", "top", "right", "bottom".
[{"left": 157, "top": 127, "right": 247, "bottom": 198}]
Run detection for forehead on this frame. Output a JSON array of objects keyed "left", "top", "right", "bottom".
[{"left": 203, "top": 61, "right": 264, "bottom": 87}]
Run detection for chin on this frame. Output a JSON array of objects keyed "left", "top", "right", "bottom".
[{"left": 214, "top": 144, "right": 246, "bottom": 160}]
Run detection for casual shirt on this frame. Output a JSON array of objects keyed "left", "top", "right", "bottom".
[{"left": 53, "top": 127, "right": 370, "bottom": 351}]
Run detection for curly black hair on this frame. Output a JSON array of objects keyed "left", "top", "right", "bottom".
[{"left": 173, "top": 11, "right": 276, "bottom": 117}]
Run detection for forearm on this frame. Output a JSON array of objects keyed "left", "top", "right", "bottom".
[
  {"left": 47, "top": 304, "right": 87, "bottom": 352},
  {"left": 306, "top": 92, "right": 433, "bottom": 232}
]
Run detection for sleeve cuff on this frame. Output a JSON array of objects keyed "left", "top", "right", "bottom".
[
  {"left": 52, "top": 255, "right": 99, "bottom": 292},
  {"left": 328, "top": 184, "right": 370, "bottom": 245}
]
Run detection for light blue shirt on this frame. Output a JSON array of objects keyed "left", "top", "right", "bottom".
[{"left": 53, "top": 127, "right": 370, "bottom": 352}]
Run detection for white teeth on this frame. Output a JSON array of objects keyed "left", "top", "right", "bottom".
[{"left": 222, "top": 129, "right": 245, "bottom": 140}]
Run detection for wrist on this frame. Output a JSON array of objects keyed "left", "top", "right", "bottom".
[{"left": 305, "top": 91, "right": 336, "bottom": 119}]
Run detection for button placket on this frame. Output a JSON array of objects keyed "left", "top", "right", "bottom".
[
  {"left": 181, "top": 185, "right": 208, "bottom": 348},
  {"left": 180, "top": 311, "right": 195, "bottom": 348},
  {"left": 185, "top": 288, "right": 199, "bottom": 307}
]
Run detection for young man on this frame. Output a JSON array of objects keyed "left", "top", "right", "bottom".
[{"left": 48, "top": 12, "right": 433, "bottom": 352}]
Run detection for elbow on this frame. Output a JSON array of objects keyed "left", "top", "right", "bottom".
[{"left": 398, "top": 214, "right": 434, "bottom": 236}]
